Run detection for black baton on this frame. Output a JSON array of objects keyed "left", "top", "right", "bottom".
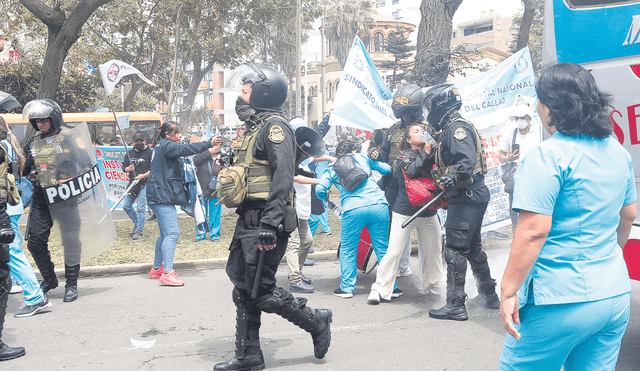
[
  {"left": 251, "top": 224, "right": 284, "bottom": 300},
  {"left": 402, "top": 191, "right": 446, "bottom": 229},
  {"left": 251, "top": 249, "right": 266, "bottom": 300}
]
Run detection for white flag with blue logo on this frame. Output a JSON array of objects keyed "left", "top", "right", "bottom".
[{"left": 329, "top": 36, "right": 396, "bottom": 131}]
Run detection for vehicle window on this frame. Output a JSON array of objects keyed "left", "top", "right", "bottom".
[{"left": 567, "top": 0, "right": 638, "bottom": 7}]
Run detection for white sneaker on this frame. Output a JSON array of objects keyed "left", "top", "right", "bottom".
[
  {"left": 396, "top": 269, "right": 412, "bottom": 277},
  {"left": 10, "top": 283, "right": 23, "bottom": 294},
  {"left": 367, "top": 290, "right": 381, "bottom": 305}
]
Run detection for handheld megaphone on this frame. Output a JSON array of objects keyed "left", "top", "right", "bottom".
[{"left": 294, "top": 126, "right": 326, "bottom": 168}]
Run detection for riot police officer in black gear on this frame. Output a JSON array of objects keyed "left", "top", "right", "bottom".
[
  {"left": 375, "top": 84, "right": 431, "bottom": 211},
  {"left": 214, "top": 65, "right": 332, "bottom": 371},
  {"left": 424, "top": 84, "right": 500, "bottom": 321},
  {"left": 21, "top": 99, "right": 82, "bottom": 303}
]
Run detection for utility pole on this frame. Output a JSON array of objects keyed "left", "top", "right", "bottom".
[
  {"left": 295, "top": 0, "right": 302, "bottom": 118},
  {"left": 320, "top": 9, "right": 326, "bottom": 118},
  {"left": 167, "top": 6, "right": 182, "bottom": 121}
]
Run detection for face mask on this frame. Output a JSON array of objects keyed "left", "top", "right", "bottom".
[
  {"left": 514, "top": 118, "right": 529, "bottom": 129},
  {"left": 134, "top": 143, "right": 146, "bottom": 151},
  {"left": 235, "top": 96, "right": 255, "bottom": 122}
]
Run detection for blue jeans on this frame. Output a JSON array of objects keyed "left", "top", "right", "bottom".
[
  {"left": 8, "top": 214, "right": 45, "bottom": 306},
  {"left": 149, "top": 204, "right": 179, "bottom": 272},
  {"left": 196, "top": 197, "right": 221, "bottom": 240},
  {"left": 339, "top": 203, "right": 390, "bottom": 293},
  {"left": 500, "top": 293, "right": 630, "bottom": 371},
  {"left": 122, "top": 186, "right": 147, "bottom": 232}
]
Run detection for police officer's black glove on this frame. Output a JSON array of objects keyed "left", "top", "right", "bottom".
[
  {"left": 440, "top": 174, "right": 457, "bottom": 192},
  {"left": 0, "top": 227, "right": 15, "bottom": 244},
  {"left": 257, "top": 223, "right": 277, "bottom": 246}
]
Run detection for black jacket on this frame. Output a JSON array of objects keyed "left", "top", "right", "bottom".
[{"left": 193, "top": 150, "right": 220, "bottom": 199}]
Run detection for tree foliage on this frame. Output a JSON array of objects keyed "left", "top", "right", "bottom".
[
  {"left": 412, "top": 0, "right": 463, "bottom": 87},
  {"left": 379, "top": 26, "right": 416, "bottom": 90},
  {"left": 323, "top": 0, "right": 373, "bottom": 69}
]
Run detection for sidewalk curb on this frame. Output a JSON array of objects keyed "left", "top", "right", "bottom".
[
  {"left": 42, "top": 239, "right": 511, "bottom": 280},
  {"left": 43, "top": 250, "right": 341, "bottom": 279}
]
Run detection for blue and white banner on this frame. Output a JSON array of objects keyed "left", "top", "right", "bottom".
[{"left": 329, "top": 36, "right": 395, "bottom": 131}]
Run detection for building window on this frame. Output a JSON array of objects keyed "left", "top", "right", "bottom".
[
  {"left": 376, "top": 0, "right": 385, "bottom": 7},
  {"left": 373, "top": 32, "right": 384, "bottom": 52},
  {"left": 328, "top": 82, "right": 333, "bottom": 99},
  {"left": 392, "top": 10, "right": 401, "bottom": 18},
  {"left": 392, "top": 0, "right": 399, "bottom": 4},
  {"left": 205, "top": 72, "right": 213, "bottom": 81}
]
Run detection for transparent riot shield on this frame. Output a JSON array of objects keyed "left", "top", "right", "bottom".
[{"left": 31, "top": 123, "right": 116, "bottom": 265}]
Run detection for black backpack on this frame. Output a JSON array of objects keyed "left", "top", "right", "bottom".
[{"left": 333, "top": 154, "right": 369, "bottom": 192}]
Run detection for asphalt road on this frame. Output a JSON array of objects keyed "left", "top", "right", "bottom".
[{"left": 3, "top": 243, "right": 639, "bottom": 370}]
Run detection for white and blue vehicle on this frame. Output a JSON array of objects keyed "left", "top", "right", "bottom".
[{"left": 543, "top": 0, "right": 640, "bottom": 279}]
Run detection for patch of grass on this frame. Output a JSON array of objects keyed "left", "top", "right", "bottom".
[{"left": 24, "top": 206, "right": 345, "bottom": 268}]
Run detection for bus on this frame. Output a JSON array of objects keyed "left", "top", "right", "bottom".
[
  {"left": 543, "top": 0, "right": 640, "bottom": 278},
  {"left": 0, "top": 111, "right": 163, "bottom": 145}
]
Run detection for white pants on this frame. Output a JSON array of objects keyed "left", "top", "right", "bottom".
[{"left": 371, "top": 212, "right": 444, "bottom": 300}]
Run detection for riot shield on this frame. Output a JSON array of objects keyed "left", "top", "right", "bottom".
[{"left": 31, "top": 123, "right": 116, "bottom": 265}]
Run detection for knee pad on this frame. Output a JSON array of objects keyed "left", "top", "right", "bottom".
[
  {"left": 255, "top": 286, "right": 295, "bottom": 314},
  {"left": 467, "top": 250, "right": 488, "bottom": 267},
  {"left": 444, "top": 247, "right": 460, "bottom": 265}
]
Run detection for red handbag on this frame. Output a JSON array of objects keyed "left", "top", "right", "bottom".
[{"left": 402, "top": 170, "right": 448, "bottom": 210}]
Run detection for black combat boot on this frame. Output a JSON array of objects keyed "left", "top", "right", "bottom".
[
  {"left": 0, "top": 277, "right": 26, "bottom": 361},
  {"left": 63, "top": 264, "right": 80, "bottom": 302},
  {"left": 476, "top": 279, "right": 500, "bottom": 309},
  {"left": 214, "top": 306, "right": 264, "bottom": 371},
  {"left": 31, "top": 251, "right": 58, "bottom": 294},
  {"left": 428, "top": 291, "right": 468, "bottom": 321},
  {"left": 276, "top": 297, "right": 332, "bottom": 359},
  {"left": 429, "top": 248, "right": 468, "bottom": 321},
  {"left": 467, "top": 250, "right": 500, "bottom": 309}
]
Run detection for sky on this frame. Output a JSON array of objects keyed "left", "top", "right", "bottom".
[{"left": 303, "top": 0, "right": 525, "bottom": 61}]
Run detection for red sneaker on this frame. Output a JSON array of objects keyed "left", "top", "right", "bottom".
[
  {"left": 159, "top": 271, "right": 184, "bottom": 286},
  {"left": 149, "top": 266, "right": 164, "bottom": 279}
]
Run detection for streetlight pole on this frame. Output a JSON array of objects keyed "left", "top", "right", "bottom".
[{"left": 295, "top": 0, "right": 302, "bottom": 118}]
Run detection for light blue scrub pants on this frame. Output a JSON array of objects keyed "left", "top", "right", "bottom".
[
  {"left": 338, "top": 203, "right": 390, "bottom": 293},
  {"left": 195, "top": 197, "right": 221, "bottom": 241},
  {"left": 8, "top": 214, "right": 45, "bottom": 306},
  {"left": 499, "top": 292, "right": 630, "bottom": 371},
  {"left": 309, "top": 203, "right": 331, "bottom": 235}
]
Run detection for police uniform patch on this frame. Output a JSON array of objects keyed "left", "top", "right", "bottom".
[
  {"left": 268, "top": 125, "right": 285, "bottom": 143},
  {"left": 454, "top": 128, "right": 467, "bottom": 141}
]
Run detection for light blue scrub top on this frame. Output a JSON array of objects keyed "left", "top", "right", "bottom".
[
  {"left": 316, "top": 153, "right": 390, "bottom": 212},
  {"left": 512, "top": 132, "right": 635, "bottom": 307}
]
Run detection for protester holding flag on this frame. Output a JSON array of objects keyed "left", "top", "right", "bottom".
[
  {"left": 192, "top": 144, "right": 222, "bottom": 242},
  {"left": 122, "top": 131, "right": 153, "bottom": 241},
  {"left": 146, "top": 121, "right": 220, "bottom": 286}
]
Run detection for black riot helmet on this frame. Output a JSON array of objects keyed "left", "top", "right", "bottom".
[
  {"left": 0, "top": 92, "right": 21, "bottom": 113},
  {"left": 424, "top": 83, "right": 462, "bottom": 131},
  {"left": 391, "top": 84, "right": 424, "bottom": 122},
  {"left": 22, "top": 99, "right": 64, "bottom": 133},
  {"left": 227, "top": 64, "right": 288, "bottom": 113}
]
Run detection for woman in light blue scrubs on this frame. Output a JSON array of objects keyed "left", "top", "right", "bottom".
[{"left": 499, "top": 63, "right": 636, "bottom": 371}]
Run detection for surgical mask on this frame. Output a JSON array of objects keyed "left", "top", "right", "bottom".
[
  {"left": 514, "top": 118, "right": 529, "bottom": 129},
  {"left": 134, "top": 143, "right": 146, "bottom": 151}
]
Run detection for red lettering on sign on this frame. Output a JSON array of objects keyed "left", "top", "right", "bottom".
[
  {"left": 628, "top": 104, "right": 640, "bottom": 145},
  {"left": 610, "top": 110, "right": 625, "bottom": 145}
]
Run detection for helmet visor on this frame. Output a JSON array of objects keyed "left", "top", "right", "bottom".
[
  {"left": 22, "top": 100, "right": 56, "bottom": 121},
  {"left": 224, "top": 63, "right": 266, "bottom": 90}
]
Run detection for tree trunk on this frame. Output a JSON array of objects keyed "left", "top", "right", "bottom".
[
  {"left": 515, "top": 0, "right": 536, "bottom": 51},
  {"left": 178, "top": 56, "right": 212, "bottom": 129},
  {"left": 412, "top": 0, "right": 463, "bottom": 87}
]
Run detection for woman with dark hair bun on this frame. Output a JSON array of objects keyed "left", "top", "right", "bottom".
[
  {"left": 499, "top": 62, "right": 636, "bottom": 370},
  {"left": 146, "top": 121, "right": 221, "bottom": 286}
]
